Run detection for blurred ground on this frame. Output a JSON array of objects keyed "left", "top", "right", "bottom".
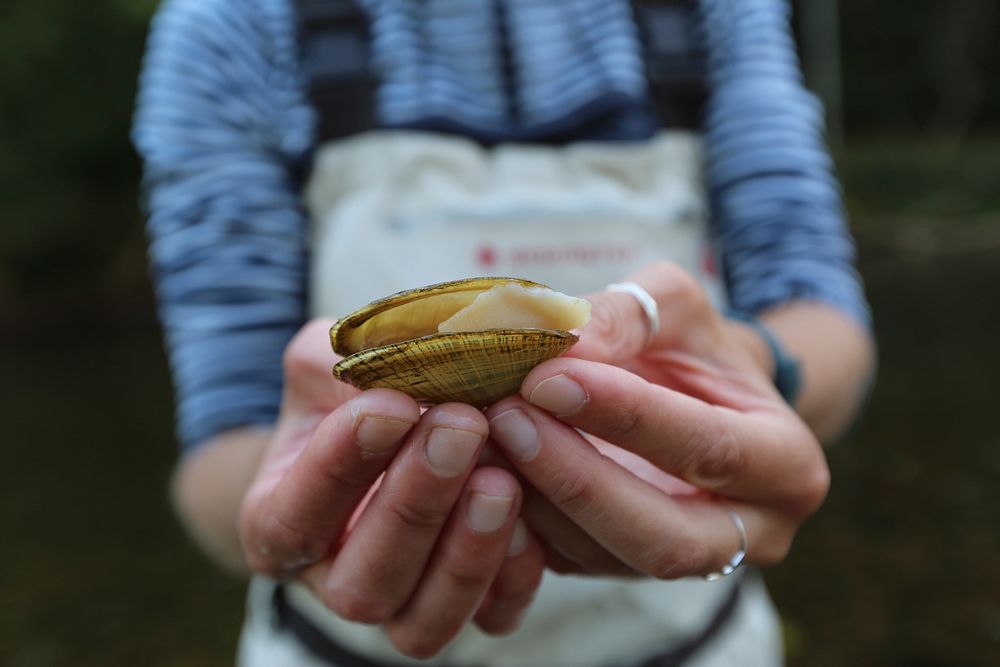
[{"left": 1, "top": 140, "right": 998, "bottom": 666}]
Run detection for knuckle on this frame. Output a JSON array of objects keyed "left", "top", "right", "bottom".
[
  {"left": 387, "top": 497, "right": 451, "bottom": 532},
  {"left": 282, "top": 319, "right": 334, "bottom": 376},
  {"left": 259, "top": 513, "right": 324, "bottom": 565},
  {"left": 802, "top": 446, "right": 832, "bottom": 509},
  {"left": 442, "top": 565, "right": 492, "bottom": 594},
  {"left": 517, "top": 565, "right": 545, "bottom": 597},
  {"left": 607, "top": 389, "right": 645, "bottom": 444},
  {"left": 495, "top": 557, "right": 544, "bottom": 598},
  {"left": 326, "top": 588, "right": 394, "bottom": 625},
  {"left": 243, "top": 549, "right": 276, "bottom": 576},
  {"left": 282, "top": 333, "right": 312, "bottom": 377},
  {"left": 652, "top": 262, "right": 713, "bottom": 327},
  {"left": 549, "top": 473, "right": 595, "bottom": 517},
  {"left": 479, "top": 592, "right": 537, "bottom": 635},
  {"left": 797, "top": 458, "right": 831, "bottom": 515},
  {"left": 385, "top": 619, "right": 459, "bottom": 660},
  {"left": 388, "top": 628, "right": 447, "bottom": 660},
  {"left": 317, "top": 458, "right": 372, "bottom": 493},
  {"left": 753, "top": 532, "right": 794, "bottom": 567},
  {"left": 645, "top": 538, "right": 706, "bottom": 580},
  {"left": 648, "top": 260, "right": 682, "bottom": 278},
  {"left": 587, "top": 291, "right": 649, "bottom": 361},
  {"left": 780, "top": 428, "right": 830, "bottom": 516},
  {"left": 654, "top": 262, "right": 703, "bottom": 304},
  {"left": 496, "top": 589, "right": 537, "bottom": 612},
  {"left": 480, "top": 610, "right": 529, "bottom": 636},
  {"left": 691, "top": 424, "right": 743, "bottom": 490},
  {"left": 238, "top": 509, "right": 275, "bottom": 574},
  {"left": 237, "top": 501, "right": 258, "bottom": 550},
  {"left": 673, "top": 272, "right": 705, "bottom": 308},
  {"left": 588, "top": 298, "right": 622, "bottom": 343}
]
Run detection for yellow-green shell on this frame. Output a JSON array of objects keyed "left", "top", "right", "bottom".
[{"left": 330, "top": 277, "right": 579, "bottom": 407}]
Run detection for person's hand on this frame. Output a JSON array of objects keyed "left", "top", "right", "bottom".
[
  {"left": 238, "top": 319, "right": 545, "bottom": 657},
  {"left": 485, "top": 262, "right": 830, "bottom": 578}
]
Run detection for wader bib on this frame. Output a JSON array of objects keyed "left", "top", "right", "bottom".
[{"left": 307, "top": 130, "right": 723, "bottom": 315}]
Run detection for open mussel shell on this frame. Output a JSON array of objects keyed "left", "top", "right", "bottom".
[
  {"left": 334, "top": 328, "right": 577, "bottom": 407},
  {"left": 330, "top": 277, "right": 582, "bottom": 407}
]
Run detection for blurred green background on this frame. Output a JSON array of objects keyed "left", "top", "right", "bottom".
[{"left": 2, "top": 1, "right": 999, "bottom": 665}]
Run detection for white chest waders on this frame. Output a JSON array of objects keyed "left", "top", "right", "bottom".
[
  {"left": 237, "top": 131, "right": 779, "bottom": 667},
  {"left": 307, "top": 130, "right": 724, "bottom": 316}
]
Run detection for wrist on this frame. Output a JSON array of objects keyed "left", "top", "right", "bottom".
[
  {"left": 725, "top": 310, "right": 802, "bottom": 406},
  {"left": 172, "top": 427, "right": 272, "bottom": 575}
]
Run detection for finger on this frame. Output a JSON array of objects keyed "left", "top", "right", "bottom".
[
  {"left": 519, "top": 487, "right": 632, "bottom": 575},
  {"left": 474, "top": 519, "right": 546, "bottom": 635},
  {"left": 486, "top": 397, "right": 757, "bottom": 579},
  {"left": 569, "top": 262, "right": 715, "bottom": 365},
  {"left": 517, "top": 357, "right": 818, "bottom": 502},
  {"left": 483, "top": 442, "right": 636, "bottom": 575},
  {"left": 385, "top": 468, "right": 521, "bottom": 657},
  {"left": 242, "top": 389, "right": 420, "bottom": 575},
  {"left": 479, "top": 443, "right": 627, "bottom": 574},
  {"left": 538, "top": 545, "right": 584, "bottom": 575},
  {"left": 567, "top": 288, "right": 651, "bottom": 365},
  {"left": 282, "top": 318, "right": 358, "bottom": 412},
  {"left": 309, "top": 403, "right": 489, "bottom": 625}
]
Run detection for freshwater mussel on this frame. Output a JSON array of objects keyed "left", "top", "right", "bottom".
[{"left": 330, "top": 277, "right": 591, "bottom": 407}]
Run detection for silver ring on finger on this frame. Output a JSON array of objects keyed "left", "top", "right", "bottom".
[
  {"left": 605, "top": 282, "right": 660, "bottom": 348},
  {"left": 704, "top": 506, "right": 747, "bottom": 581}
]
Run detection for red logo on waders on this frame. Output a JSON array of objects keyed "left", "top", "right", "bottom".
[{"left": 476, "top": 244, "right": 498, "bottom": 269}]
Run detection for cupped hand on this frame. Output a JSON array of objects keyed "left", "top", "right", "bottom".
[
  {"left": 238, "top": 319, "right": 544, "bottom": 657},
  {"left": 486, "top": 262, "right": 830, "bottom": 578}
]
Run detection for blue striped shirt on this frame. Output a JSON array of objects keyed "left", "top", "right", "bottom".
[{"left": 133, "top": 0, "right": 870, "bottom": 449}]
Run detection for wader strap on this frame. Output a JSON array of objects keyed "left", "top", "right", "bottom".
[
  {"left": 632, "top": 0, "right": 709, "bottom": 130},
  {"left": 294, "top": 1, "right": 708, "bottom": 142},
  {"left": 273, "top": 573, "right": 744, "bottom": 667},
  {"left": 293, "top": 0, "right": 376, "bottom": 142}
]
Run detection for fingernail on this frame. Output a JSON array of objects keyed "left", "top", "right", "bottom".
[
  {"left": 507, "top": 519, "right": 528, "bottom": 556},
  {"left": 489, "top": 409, "right": 539, "bottom": 461},
  {"left": 527, "top": 374, "right": 587, "bottom": 416},
  {"left": 467, "top": 493, "right": 515, "bottom": 533},
  {"left": 356, "top": 416, "right": 414, "bottom": 453},
  {"left": 425, "top": 427, "right": 482, "bottom": 477}
]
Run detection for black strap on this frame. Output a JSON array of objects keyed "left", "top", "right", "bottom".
[
  {"left": 294, "top": 0, "right": 377, "bottom": 141},
  {"left": 646, "top": 575, "right": 743, "bottom": 667},
  {"left": 632, "top": 0, "right": 709, "bottom": 130},
  {"left": 272, "top": 574, "right": 742, "bottom": 667},
  {"left": 272, "top": 584, "right": 399, "bottom": 667},
  {"left": 294, "top": 0, "right": 708, "bottom": 143}
]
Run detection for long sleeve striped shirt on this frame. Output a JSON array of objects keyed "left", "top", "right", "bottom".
[{"left": 133, "top": 0, "right": 870, "bottom": 450}]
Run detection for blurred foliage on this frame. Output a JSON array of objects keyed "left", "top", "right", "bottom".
[
  {"left": 0, "top": 0, "right": 998, "bottom": 321},
  {"left": 841, "top": 138, "right": 1000, "bottom": 220},
  {"left": 0, "top": 0, "right": 158, "bottom": 318},
  {"left": 840, "top": 0, "right": 1000, "bottom": 136}
]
